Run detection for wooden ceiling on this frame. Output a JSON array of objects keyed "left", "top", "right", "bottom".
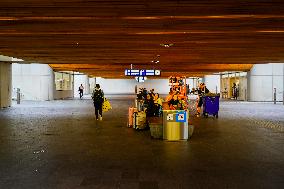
[{"left": 1, "top": 0, "right": 284, "bottom": 78}]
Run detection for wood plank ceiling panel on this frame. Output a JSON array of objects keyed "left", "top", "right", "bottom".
[{"left": 0, "top": 0, "right": 284, "bottom": 77}]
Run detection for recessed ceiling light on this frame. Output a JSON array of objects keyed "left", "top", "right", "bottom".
[
  {"left": 160, "top": 43, "right": 174, "bottom": 48},
  {"left": 151, "top": 60, "right": 160, "bottom": 64}
]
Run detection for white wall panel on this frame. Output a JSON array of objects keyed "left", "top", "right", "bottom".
[
  {"left": 249, "top": 76, "right": 273, "bottom": 101},
  {"left": 12, "top": 64, "right": 54, "bottom": 101},
  {"left": 273, "top": 76, "right": 283, "bottom": 101},
  {"left": 248, "top": 63, "right": 284, "bottom": 101},
  {"left": 91, "top": 78, "right": 170, "bottom": 95},
  {"left": 204, "top": 75, "right": 221, "bottom": 93},
  {"left": 250, "top": 64, "right": 273, "bottom": 75},
  {"left": 272, "top": 63, "right": 284, "bottom": 76}
]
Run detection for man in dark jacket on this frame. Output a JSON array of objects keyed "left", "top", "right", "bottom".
[
  {"left": 196, "top": 83, "right": 210, "bottom": 117},
  {"left": 92, "top": 84, "right": 104, "bottom": 121},
  {"left": 78, "top": 84, "right": 84, "bottom": 99}
]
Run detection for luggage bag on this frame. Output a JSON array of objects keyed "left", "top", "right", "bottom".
[
  {"left": 128, "top": 107, "right": 137, "bottom": 127},
  {"left": 133, "top": 111, "right": 147, "bottom": 130}
]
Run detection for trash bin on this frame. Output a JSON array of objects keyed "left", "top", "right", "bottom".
[
  {"left": 163, "top": 110, "right": 189, "bottom": 141},
  {"left": 203, "top": 95, "right": 220, "bottom": 118}
]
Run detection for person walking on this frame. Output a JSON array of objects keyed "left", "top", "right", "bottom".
[
  {"left": 92, "top": 84, "right": 104, "bottom": 121},
  {"left": 78, "top": 84, "right": 84, "bottom": 99}
]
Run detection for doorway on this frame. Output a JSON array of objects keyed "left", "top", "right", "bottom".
[{"left": 221, "top": 72, "right": 247, "bottom": 101}]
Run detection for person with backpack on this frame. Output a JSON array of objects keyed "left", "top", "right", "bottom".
[
  {"left": 92, "top": 84, "right": 104, "bottom": 121},
  {"left": 78, "top": 84, "right": 84, "bottom": 99}
]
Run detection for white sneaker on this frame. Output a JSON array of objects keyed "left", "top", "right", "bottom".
[{"left": 99, "top": 116, "right": 103, "bottom": 121}]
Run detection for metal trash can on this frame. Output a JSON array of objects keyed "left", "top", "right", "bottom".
[{"left": 163, "top": 110, "right": 188, "bottom": 141}]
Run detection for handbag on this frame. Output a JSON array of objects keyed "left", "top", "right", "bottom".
[{"left": 102, "top": 98, "right": 112, "bottom": 112}]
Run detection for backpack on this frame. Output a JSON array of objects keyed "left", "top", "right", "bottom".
[{"left": 92, "top": 89, "right": 104, "bottom": 104}]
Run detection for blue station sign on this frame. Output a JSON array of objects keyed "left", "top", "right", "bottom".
[{"left": 125, "top": 69, "right": 161, "bottom": 76}]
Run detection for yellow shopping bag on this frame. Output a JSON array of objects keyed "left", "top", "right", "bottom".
[{"left": 102, "top": 98, "right": 112, "bottom": 112}]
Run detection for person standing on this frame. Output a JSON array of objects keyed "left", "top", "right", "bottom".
[
  {"left": 92, "top": 84, "right": 104, "bottom": 121},
  {"left": 135, "top": 85, "right": 138, "bottom": 94},
  {"left": 144, "top": 94, "right": 155, "bottom": 117},
  {"left": 149, "top": 89, "right": 155, "bottom": 99},
  {"left": 153, "top": 93, "right": 164, "bottom": 116},
  {"left": 196, "top": 83, "right": 209, "bottom": 117},
  {"left": 232, "top": 83, "right": 238, "bottom": 100},
  {"left": 168, "top": 93, "right": 184, "bottom": 110},
  {"left": 78, "top": 84, "right": 84, "bottom": 99}
]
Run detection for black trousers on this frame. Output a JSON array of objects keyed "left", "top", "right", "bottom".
[
  {"left": 79, "top": 90, "right": 83, "bottom": 98},
  {"left": 94, "top": 103, "right": 103, "bottom": 119},
  {"left": 197, "top": 97, "right": 203, "bottom": 107}
]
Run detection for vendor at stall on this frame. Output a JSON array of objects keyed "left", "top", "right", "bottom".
[
  {"left": 153, "top": 93, "right": 163, "bottom": 116},
  {"left": 149, "top": 89, "right": 155, "bottom": 99},
  {"left": 144, "top": 94, "right": 155, "bottom": 116},
  {"left": 168, "top": 94, "right": 185, "bottom": 110}
]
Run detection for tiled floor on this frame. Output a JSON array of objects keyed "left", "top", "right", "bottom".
[{"left": 0, "top": 96, "right": 283, "bottom": 189}]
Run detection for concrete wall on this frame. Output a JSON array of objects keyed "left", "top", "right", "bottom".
[
  {"left": 89, "top": 78, "right": 203, "bottom": 95},
  {"left": 204, "top": 75, "right": 221, "bottom": 93},
  {"left": 12, "top": 64, "right": 55, "bottom": 101},
  {"left": 90, "top": 78, "right": 171, "bottom": 95},
  {"left": 0, "top": 63, "right": 12, "bottom": 108},
  {"left": 0, "top": 55, "right": 13, "bottom": 62},
  {"left": 248, "top": 63, "right": 284, "bottom": 101},
  {"left": 136, "top": 79, "right": 170, "bottom": 94},
  {"left": 186, "top": 78, "right": 201, "bottom": 89}
]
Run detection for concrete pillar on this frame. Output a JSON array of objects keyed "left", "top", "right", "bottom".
[
  {"left": 89, "top": 77, "right": 97, "bottom": 93},
  {"left": 0, "top": 63, "right": 12, "bottom": 108},
  {"left": 84, "top": 76, "right": 90, "bottom": 95},
  {"left": 283, "top": 64, "right": 284, "bottom": 105},
  {"left": 50, "top": 70, "right": 55, "bottom": 101},
  {"left": 72, "top": 73, "right": 75, "bottom": 98},
  {"left": 247, "top": 70, "right": 253, "bottom": 101}
]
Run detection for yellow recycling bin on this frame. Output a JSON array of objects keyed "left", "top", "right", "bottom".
[{"left": 163, "top": 110, "right": 189, "bottom": 141}]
